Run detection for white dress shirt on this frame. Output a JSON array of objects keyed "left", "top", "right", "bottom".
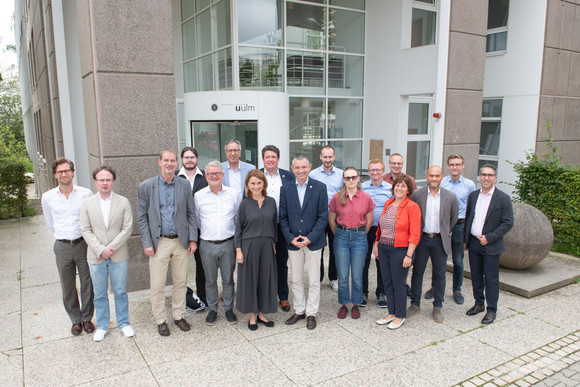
[
  {"left": 265, "top": 169, "right": 283, "bottom": 219},
  {"left": 99, "top": 193, "right": 113, "bottom": 229},
  {"left": 194, "top": 185, "right": 240, "bottom": 241},
  {"left": 471, "top": 187, "right": 495, "bottom": 237},
  {"left": 227, "top": 165, "right": 242, "bottom": 197},
  {"left": 41, "top": 185, "right": 93, "bottom": 239},
  {"left": 424, "top": 189, "right": 441, "bottom": 233},
  {"left": 177, "top": 166, "right": 203, "bottom": 190}
]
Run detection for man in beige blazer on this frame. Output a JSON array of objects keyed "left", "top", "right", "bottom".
[{"left": 80, "top": 165, "right": 134, "bottom": 342}]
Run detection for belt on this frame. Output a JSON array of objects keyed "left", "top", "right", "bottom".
[
  {"left": 161, "top": 234, "right": 179, "bottom": 239},
  {"left": 422, "top": 232, "right": 440, "bottom": 238},
  {"left": 202, "top": 236, "right": 234, "bottom": 244},
  {"left": 456, "top": 219, "right": 465, "bottom": 224},
  {"left": 337, "top": 224, "right": 365, "bottom": 232},
  {"left": 57, "top": 237, "right": 84, "bottom": 244}
]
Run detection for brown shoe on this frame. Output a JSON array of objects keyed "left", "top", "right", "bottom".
[
  {"left": 158, "top": 322, "right": 170, "bottom": 336},
  {"left": 285, "top": 313, "right": 305, "bottom": 325},
  {"left": 306, "top": 316, "right": 316, "bottom": 330},
  {"left": 174, "top": 318, "right": 191, "bottom": 331},
  {"left": 82, "top": 321, "right": 95, "bottom": 333},
  {"left": 432, "top": 307, "right": 444, "bottom": 323},
  {"left": 280, "top": 300, "right": 291, "bottom": 312},
  {"left": 71, "top": 323, "right": 82, "bottom": 336}
]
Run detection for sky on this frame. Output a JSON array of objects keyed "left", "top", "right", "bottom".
[{"left": 1, "top": 1, "right": 18, "bottom": 71}]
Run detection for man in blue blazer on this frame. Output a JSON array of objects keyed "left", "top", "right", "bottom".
[
  {"left": 260, "top": 145, "right": 295, "bottom": 312},
  {"left": 279, "top": 155, "right": 328, "bottom": 330},
  {"left": 137, "top": 149, "right": 198, "bottom": 336},
  {"left": 221, "top": 139, "right": 255, "bottom": 199},
  {"left": 464, "top": 164, "right": 513, "bottom": 325}
]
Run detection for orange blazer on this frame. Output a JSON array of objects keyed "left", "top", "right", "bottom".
[{"left": 375, "top": 197, "right": 421, "bottom": 247}]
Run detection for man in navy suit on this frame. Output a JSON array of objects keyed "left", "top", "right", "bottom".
[
  {"left": 260, "top": 145, "right": 295, "bottom": 312},
  {"left": 464, "top": 164, "right": 513, "bottom": 325},
  {"left": 279, "top": 155, "right": 328, "bottom": 330},
  {"left": 221, "top": 139, "right": 255, "bottom": 199}
]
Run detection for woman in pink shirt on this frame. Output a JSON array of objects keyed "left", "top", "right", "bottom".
[{"left": 328, "top": 167, "right": 374, "bottom": 320}]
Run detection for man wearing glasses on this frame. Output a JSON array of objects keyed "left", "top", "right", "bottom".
[
  {"left": 41, "top": 158, "right": 94, "bottom": 336},
  {"left": 194, "top": 161, "right": 240, "bottom": 326},
  {"left": 383, "top": 153, "right": 417, "bottom": 190},
  {"left": 221, "top": 139, "right": 255, "bottom": 199},
  {"left": 464, "top": 164, "right": 513, "bottom": 325}
]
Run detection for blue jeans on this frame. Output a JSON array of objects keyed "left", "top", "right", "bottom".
[
  {"left": 451, "top": 222, "right": 465, "bottom": 292},
  {"left": 333, "top": 228, "right": 367, "bottom": 305},
  {"left": 89, "top": 259, "right": 129, "bottom": 331}
]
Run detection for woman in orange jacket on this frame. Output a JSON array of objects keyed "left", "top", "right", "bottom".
[{"left": 373, "top": 175, "right": 421, "bottom": 329}]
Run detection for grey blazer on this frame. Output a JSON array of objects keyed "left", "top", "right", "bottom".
[
  {"left": 137, "top": 175, "right": 198, "bottom": 252},
  {"left": 411, "top": 186, "right": 459, "bottom": 255}
]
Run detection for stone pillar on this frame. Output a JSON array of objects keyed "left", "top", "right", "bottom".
[
  {"left": 76, "top": 0, "right": 178, "bottom": 291},
  {"left": 442, "top": 0, "right": 488, "bottom": 180}
]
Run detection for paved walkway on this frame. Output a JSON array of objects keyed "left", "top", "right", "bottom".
[{"left": 2, "top": 215, "right": 580, "bottom": 386}]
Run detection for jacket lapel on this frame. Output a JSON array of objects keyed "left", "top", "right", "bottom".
[{"left": 152, "top": 178, "right": 161, "bottom": 222}]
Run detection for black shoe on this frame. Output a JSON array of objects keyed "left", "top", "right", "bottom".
[
  {"left": 481, "top": 311, "right": 496, "bottom": 324},
  {"left": 285, "top": 313, "right": 305, "bottom": 325},
  {"left": 424, "top": 287, "right": 435, "bottom": 300},
  {"left": 205, "top": 310, "right": 218, "bottom": 326},
  {"left": 257, "top": 316, "right": 275, "bottom": 327},
  {"left": 466, "top": 304, "right": 486, "bottom": 316},
  {"left": 158, "top": 322, "right": 170, "bottom": 336},
  {"left": 406, "top": 284, "right": 412, "bottom": 298},
  {"left": 306, "top": 316, "right": 316, "bottom": 330},
  {"left": 248, "top": 321, "right": 258, "bottom": 331},
  {"left": 225, "top": 310, "right": 238, "bottom": 325},
  {"left": 280, "top": 300, "right": 291, "bottom": 312},
  {"left": 174, "top": 318, "right": 191, "bottom": 331}
]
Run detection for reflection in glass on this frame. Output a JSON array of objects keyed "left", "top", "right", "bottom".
[
  {"left": 407, "top": 103, "right": 429, "bottom": 135},
  {"left": 182, "top": 19, "right": 196, "bottom": 61},
  {"left": 184, "top": 60, "right": 198, "bottom": 92},
  {"left": 478, "top": 159, "right": 498, "bottom": 172},
  {"left": 238, "top": 0, "right": 282, "bottom": 46},
  {"left": 328, "top": 98, "right": 363, "bottom": 139},
  {"left": 488, "top": 0, "right": 509, "bottom": 29},
  {"left": 196, "top": 0, "right": 210, "bottom": 11},
  {"left": 182, "top": 0, "right": 195, "bottom": 21},
  {"left": 482, "top": 99, "right": 503, "bottom": 117},
  {"left": 198, "top": 54, "right": 213, "bottom": 91},
  {"left": 406, "top": 141, "right": 430, "bottom": 180},
  {"left": 193, "top": 121, "right": 259, "bottom": 166},
  {"left": 289, "top": 141, "right": 325, "bottom": 169},
  {"left": 287, "top": 51, "right": 325, "bottom": 95},
  {"left": 239, "top": 47, "right": 283, "bottom": 90},
  {"left": 330, "top": 0, "right": 365, "bottom": 10},
  {"left": 196, "top": 9, "right": 212, "bottom": 56},
  {"left": 411, "top": 8, "right": 436, "bottom": 48},
  {"left": 486, "top": 31, "right": 507, "bottom": 52},
  {"left": 286, "top": 2, "right": 325, "bottom": 50},
  {"left": 330, "top": 9, "right": 364, "bottom": 54},
  {"left": 329, "top": 140, "right": 362, "bottom": 170},
  {"left": 213, "top": 0, "right": 231, "bottom": 49},
  {"left": 215, "top": 48, "right": 232, "bottom": 90},
  {"left": 328, "top": 54, "right": 363, "bottom": 96},
  {"left": 289, "top": 97, "right": 325, "bottom": 140},
  {"left": 479, "top": 122, "right": 501, "bottom": 156}
]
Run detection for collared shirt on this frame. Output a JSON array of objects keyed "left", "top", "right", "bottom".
[
  {"left": 194, "top": 185, "right": 240, "bottom": 241},
  {"left": 424, "top": 189, "right": 441, "bottom": 234},
  {"left": 177, "top": 166, "right": 203, "bottom": 190},
  {"left": 296, "top": 178, "right": 309, "bottom": 208},
  {"left": 99, "top": 193, "right": 113, "bottom": 229},
  {"left": 329, "top": 190, "right": 375, "bottom": 228},
  {"left": 471, "top": 187, "right": 496, "bottom": 237},
  {"left": 264, "top": 168, "right": 283, "bottom": 212},
  {"left": 441, "top": 175, "right": 476, "bottom": 219},
  {"left": 41, "top": 185, "right": 92, "bottom": 239},
  {"left": 158, "top": 175, "right": 176, "bottom": 235},
  {"left": 382, "top": 172, "right": 418, "bottom": 190},
  {"left": 309, "top": 165, "right": 343, "bottom": 204},
  {"left": 361, "top": 179, "right": 393, "bottom": 226},
  {"left": 226, "top": 164, "right": 243, "bottom": 197}
]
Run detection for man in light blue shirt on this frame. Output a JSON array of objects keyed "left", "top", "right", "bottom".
[
  {"left": 425, "top": 154, "right": 476, "bottom": 304},
  {"left": 308, "top": 145, "right": 343, "bottom": 291},
  {"left": 361, "top": 159, "right": 392, "bottom": 307}
]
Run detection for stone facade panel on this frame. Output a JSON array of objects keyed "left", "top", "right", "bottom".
[
  {"left": 444, "top": 89, "right": 483, "bottom": 144},
  {"left": 541, "top": 48, "right": 558, "bottom": 96},
  {"left": 545, "top": 0, "right": 563, "bottom": 49},
  {"left": 75, "top": 0, "right": 93, "bottom": 78},
  {"left": 568, "top": 52, "right": 580, "bottom": 97},
  {"left": 537, "top": 96, "right": 566, "bottom": 141},
  {"left": 449, "top": 0, "right": 488, "bottom": 35},
  {"left": 447, "top": 32, "right": 486, "bottom": 90},
  {"left": 564, "top": 98, "right": 580, "bottom": 140}
]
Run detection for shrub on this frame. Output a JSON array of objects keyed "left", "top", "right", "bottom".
[{"left": 0, "top": 161, "right": 33, "bottom": 219}]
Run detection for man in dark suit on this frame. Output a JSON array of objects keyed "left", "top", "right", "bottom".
[
  {"left": 409, "top": 166, "right": 458, "bottom": 323},
  {"left": 177, "top": 146, "right": 208, "bottom": 305},
  {"left": 138, "top": 149, "right": 198, "bottom": 336},
  {"left": 260, "top": 145, "right": 295, "bottom": 312},
  {"left": 279, "top": 155, "right": 328, "bottom": 330},
  {"left": 464, "top": 164, "right": 513, "bottom": 325}
]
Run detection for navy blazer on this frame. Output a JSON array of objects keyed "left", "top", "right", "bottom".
[
  {"left": 279, "top": 178, "right": 328, "bottom": 251},
  {"left": 464, "top": 188, "right": 513, "bottom": 256},
  {"left": 259, "top": 167, "right": 295, "bottom": 186}
]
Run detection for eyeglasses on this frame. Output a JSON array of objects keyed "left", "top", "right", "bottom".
[
  {"left": 206, "top": 172, "right": 224, "bottom": 177},
  {"left": 55, "top": 169, "right": 72, "bottom": 174},
  {"left": 96, "top": 179, "right": 113, "bottom": 183},
  {"left": 343, "top": 176, "right": 358, "bottom": 181},
  {"left": 480, "top": 173, "right": 496, "bottom": 178},
  {"left": 225, "top": 149, "right": 241, "bottom": 153}
]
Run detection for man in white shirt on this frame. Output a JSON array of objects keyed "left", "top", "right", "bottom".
[
  {"left": 195, "top": 161, "right": 241, "bottom": 326},
  {"left": 41, "top": 158, "right": 94, "bottom": 336},
  {"left": 221, "top": 139, "right": 255, "bottom": 199}
]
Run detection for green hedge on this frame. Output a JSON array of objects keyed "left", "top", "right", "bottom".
[
  {"left": 511, "top": 152, "right": 580, "bottom": 257},
  {"left": 0, "top": 161, "right": 31, "bottom": 219}
]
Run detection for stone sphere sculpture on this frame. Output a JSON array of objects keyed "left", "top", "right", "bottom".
[{"left": 500, "top": 202, "right": 553, "bottom": 269}]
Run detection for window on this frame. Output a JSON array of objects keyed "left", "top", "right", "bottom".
[
  {"left": 479, "top": 99, "right": 503, "bottom": 171},
  {"left": 486, "top": 0, "right": 509, "bottom": 53},
  {"left": 411, "top": 0, "right": 436, "bottom": 48},
  {"left": 406, "top": 97, "right": 433, "bottom": 184}
]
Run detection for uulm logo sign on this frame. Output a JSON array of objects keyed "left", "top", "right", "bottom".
[{"left": 235, "top": 104, "right": 255, "bottom": 112}]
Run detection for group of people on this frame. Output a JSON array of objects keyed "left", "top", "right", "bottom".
[{"left": 41, "top": 140, "right": 513, "bottom": 341}]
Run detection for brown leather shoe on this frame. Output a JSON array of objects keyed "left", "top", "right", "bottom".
[
  {"left": 174, "top": 318, "right": 191, "bottom": 331},
  {"left": 306, "top": 316, "right": 316, "bottom": 330},
  {"left": 82, "top": 321, "right": 95, "bottom": 333},
  {"left": 158, "top": 322, "right": 170, "bottom": 336},
  {"left": 71, "top": 323, "right": 82, "bottom": 336},
  {"left": 285, "top": 313, "right": 305, "bottom": 325},
  {"left": 280, "top": 300, "right": 291, "bottom": 312}
]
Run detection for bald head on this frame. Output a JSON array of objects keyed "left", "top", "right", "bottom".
[{"left": 426, "top": 165, "right": 443, "bottom": 192}]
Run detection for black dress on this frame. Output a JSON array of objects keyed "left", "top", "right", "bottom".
[{"left": 234, "top": 196, "right": 278, "bottom": 314}]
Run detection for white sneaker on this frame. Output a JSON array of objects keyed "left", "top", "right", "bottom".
[
  {"left": 330, "top": 280, "right": 338, "bottom": 292},
  {"left": 121, "top": 325, "right": 135, "bottom": 338},
  {"left": 93, "top": 329, "right": 107, "bottom": 342}
]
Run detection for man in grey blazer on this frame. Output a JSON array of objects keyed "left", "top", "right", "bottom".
[
  {"left": 138, "top": 150, "right": 198, "bottom": 336},
  {"left": 80, "top": 165, "right": 134, "bottom": 342},
  {"left": 221, "top": 139, "right": 255, "bottom": 199},
  {"left": 408, "top": 166, "right": 458, "bottom": 323}
]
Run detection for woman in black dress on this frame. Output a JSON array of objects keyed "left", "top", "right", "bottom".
[{"left": 235, "top": 170, "right": 278, "bottom": 330}]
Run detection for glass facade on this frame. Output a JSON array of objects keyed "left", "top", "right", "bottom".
[{"left": 181, "top": 0, "right": 365, "bottom": 169}]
